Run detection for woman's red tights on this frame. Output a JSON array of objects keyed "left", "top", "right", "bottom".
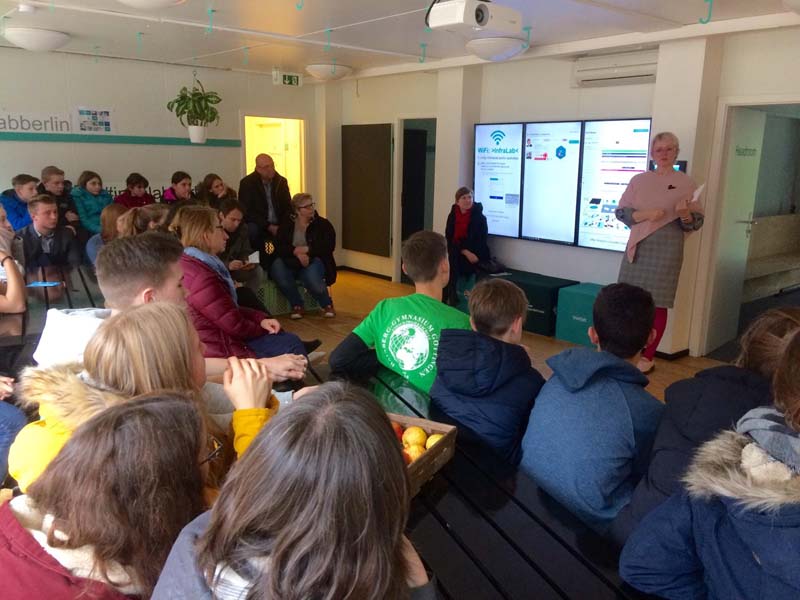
[{"left": 642, "top": 307, "right": 668, "bottom": 361}]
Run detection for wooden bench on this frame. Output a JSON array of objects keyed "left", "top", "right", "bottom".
[
  {"left": 0, "top": 265, "right": 102, "bottom": 373},
  {"left": 370, "top": 368, "right": 652, "bottom": 600},
  {"left": 744, "top": 214, "right": 800, "bottom": 302}
]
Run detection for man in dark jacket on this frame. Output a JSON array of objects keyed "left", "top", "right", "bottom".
[
  {"left": 431, "top": 278, "right": 545, "bottom": 465},
  {"left": 218, "top": 197, "right": 264, "bottom": 292},
  {"left": 238, "top": 154, "right": 291, "bottom": 259},
  {"left": 17, "top": 195, "right": 81, "bottom": 270}
]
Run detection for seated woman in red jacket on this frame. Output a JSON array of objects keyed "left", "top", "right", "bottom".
[
  {"left": 444, "top": 186, "right": 490, "bottom": 306},
  {"left": 176, "top": 205, "right": 306, "bottom": 359},
  {"left": 0, "top": 393, "right": 206, "bottom": 600},
  {"left": 271, "top": 192, "right": 337, "bottom": 319}
]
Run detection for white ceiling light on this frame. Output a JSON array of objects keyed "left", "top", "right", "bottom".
[
  {"left": 783, "top": 0, "right": 800, "bottom": 13},
  {"left": 3, "top": 27, "right": 70, "bottom": 51},
  {"left": 466, "top": 37, "right": 527, "bottom": 62},
  {"left": 116, "top": 0, "right": 187, "bottom": 9},
  {"left": 305, "top": 63, "right": 353, "bottom": 81}
]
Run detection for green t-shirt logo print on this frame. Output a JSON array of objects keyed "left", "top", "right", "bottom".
[{"left": 353, "top": 293, "right": 471, "bottom": 393}]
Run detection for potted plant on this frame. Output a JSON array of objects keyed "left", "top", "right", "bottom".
[{"left": 166, "top": 78, "right": 221, "bottom": 144}]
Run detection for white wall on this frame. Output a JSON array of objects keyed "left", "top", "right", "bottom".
[
  {"left": 432, "top": 66, "right": 482, "bottom": 235},
  {"left": 0, "top": 47, "right": 319, "bottom": 197},
  {"left": 340, "top": 73, "right": 438, "bottom": 125},
  {"left": 719, "top": 27, "right": 800, "bottom": 99},
  {"left": 479, "top": 57, "right": 655, "bottom": 284},
  {"left": 334, "top": 72, "right": 439, "bottom": 277}
]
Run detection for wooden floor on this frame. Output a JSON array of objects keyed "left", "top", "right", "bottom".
[{"left": 281, "top": 270, "right": 722, "bottom": 401}]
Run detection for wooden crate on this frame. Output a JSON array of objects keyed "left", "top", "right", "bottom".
[{"left": 387, "top": 413, "right": 457, "bottom": 497}]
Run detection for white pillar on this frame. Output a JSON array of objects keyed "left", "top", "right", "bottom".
[{"left": 650, "top": 37, "right": 723, "bottom": 355}]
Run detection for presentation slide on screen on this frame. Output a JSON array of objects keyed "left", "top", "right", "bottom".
[
  {"left": 474, "top": 123, "right": 523, "bottom": 237},
  {"left": 578, "top": 119, "right": 651, "bottom": 252},
  {"left": 520, "top": 121, "right": 582, "bottom": 243}
]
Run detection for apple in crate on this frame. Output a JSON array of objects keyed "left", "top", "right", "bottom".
[
  {"left": 404, "top": 444, "right": 426, "bottom": 464},
  {"left": 402, "top": 426, "right": 428, "bottom": 449},
  {"left": 390, "top": 421, "right": 404, "bottom": 443}
]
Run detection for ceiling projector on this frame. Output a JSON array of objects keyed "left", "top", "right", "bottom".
[{"left": 428, "top": 0, "right": 522, "bottom": 36}]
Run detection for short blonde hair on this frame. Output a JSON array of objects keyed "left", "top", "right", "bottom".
[
  {"left": 84, "top": 302, "right": 201, "bottom": 398},
  {"left": 291, "top": 192, "right": 313, "bottom": 213},
  {"left": 171, "top": 205, "right": 218, "bottom": 252},
  {"left": 650, "top": 131, "right": 680, "bottom": 155}
]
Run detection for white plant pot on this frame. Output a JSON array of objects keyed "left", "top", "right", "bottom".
[{"left": 188, "top": 125, "right": 208, "bottom": 144}]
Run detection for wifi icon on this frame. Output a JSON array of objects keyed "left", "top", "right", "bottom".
[{"left": 490, "top": 130, "right": 506, "bottom": 145}]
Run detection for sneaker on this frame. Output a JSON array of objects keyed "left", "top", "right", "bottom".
[
  {"left": 302, "top": 339, "right": 322, "bottom": 354},
  {"left": 290, "top": 306, "right": 304, "bottom": 320},
  {"left": 322, "top": 304, "right": 336, "bottom": 318},
  {"left": 637, "top": 358, "right": 655, "bottom": 374}
]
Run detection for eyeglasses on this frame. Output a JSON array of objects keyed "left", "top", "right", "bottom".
[
  {"left": 200, "top": 435, "right": 224, "bottom": 465},
  {"left": 298, "top": 203, "right": 315, "bottom": 210}
]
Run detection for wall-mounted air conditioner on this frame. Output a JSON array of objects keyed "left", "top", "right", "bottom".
[{"left": 572, "top": 50, "right": 658, "bottom": 88}]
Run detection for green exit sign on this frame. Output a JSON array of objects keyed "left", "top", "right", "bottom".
[{"left": 271, "top": 68, "right": 303, "bottom": 87}]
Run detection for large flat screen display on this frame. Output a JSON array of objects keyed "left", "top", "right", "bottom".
[
  {"left": 577, "top": 119, "right": 651, "bottom": 252},
  {"left": 520, "top": 121, "right": 582, "bottom": 244},
  {"left": 474, "top": 123, "right": 523, "bottom": 238}
]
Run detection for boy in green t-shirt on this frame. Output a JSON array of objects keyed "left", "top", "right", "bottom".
[{"left": 330, "top": 231, "right": 471, "bottom": 392}]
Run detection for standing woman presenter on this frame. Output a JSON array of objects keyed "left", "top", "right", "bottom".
[{"left": 616, "top": 132, "right": 704, "bottom": 373}]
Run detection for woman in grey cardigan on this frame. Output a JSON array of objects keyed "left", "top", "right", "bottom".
[{"left": 616, "top": 132, "right": 704, "bottom": 373}]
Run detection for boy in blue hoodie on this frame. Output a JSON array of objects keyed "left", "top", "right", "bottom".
[
  {"left": 0, "top": 174, "right": 39, "bottom": 231},
  {"left": 431, "top": 278, "right": 545, "bottom": 464},
  {"left": 520, "top": 283, "right": 663, "bottom": 533}
]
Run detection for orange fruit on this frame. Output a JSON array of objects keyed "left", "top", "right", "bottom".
[
  {"left": 402, "top": 426, "right": 428, "bottom": 448},
  {"left": 426, "top": 434, "right": 444, "bottom": 450},
  {"left": 405, "top": 444, "right": 426, "bottom": 463}
]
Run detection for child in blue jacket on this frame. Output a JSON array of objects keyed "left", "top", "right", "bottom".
[
  {"left": 620, "top": 327, "right": 800, "bottom": 600},
  {"left": 0, "top": 174, "right": 39, "bottom": 231},
  {"left": 431, "top": 277, "right": 544, "bottom": 464},
  {"left": 520, "top": 283, "right": 663, "bottom": 533}
]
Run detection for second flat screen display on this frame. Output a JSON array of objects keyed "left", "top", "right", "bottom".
[
  {"left": 520, "top": 121, "right": 582, "bottom": 243},
  {"left": 577, "top": 119, "right": 651, "bottom": 252}
]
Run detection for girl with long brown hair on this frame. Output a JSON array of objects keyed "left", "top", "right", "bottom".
[
  {"left": 0, "top": 393, "right": 206, "bottom": 600},
  {"left": 197, "top": 173, "right": 237, "bottom": 209},
  {"left": 154, "top": 382, "right": 434, "bottom": 600},
  {"left": 86, "top": 202, "right": 127, "bottom": 265}
]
